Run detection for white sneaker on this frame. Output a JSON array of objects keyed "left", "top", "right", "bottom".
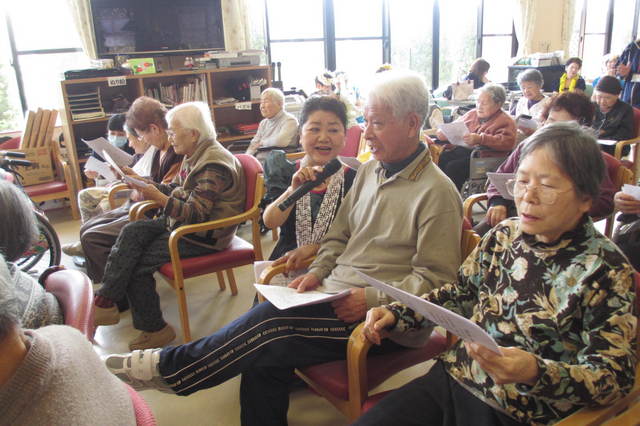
[{"left": 103, "top": 349, "right": 173, "bottom": 393}]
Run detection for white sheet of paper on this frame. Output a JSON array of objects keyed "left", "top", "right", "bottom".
[
  {"left": 102, "top": 151, "right": 149, "bottom": 188},
  {"left": 253, "top": 284, "right": 350, "bottom": 310},
  {"left": 354, "top": 270, "right": 501, "bottom": 354},
  {"left": 622, "top": 184, "right": 640, "bottom": 200},
  {"left": 437, "top": 121, "right": 470, "bottom": 146},
  {"left": 338, "top": 156, "right": 361, "bottom": 171},
  {"left": 516, "top": 117, "right": 538, "bottom": 130},
  {"left": 486, "top": 172, "right": 515, "bottom": 200},
  {"left": 597, "top": 139, "right": 618, "bottom": 146},
  {"left": 253, "top": 260, "right": 306, "bottom": 287},
  {"left": 83, "top": 137, "right": 134, "bottom": 167},
  {"left": 84, "top": 156, "right": 117, "bottom": 182}
]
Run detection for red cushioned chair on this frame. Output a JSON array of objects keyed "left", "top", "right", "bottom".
[
  {"left": 129, "top": 154, "right": 264, "bottom": 342},
  {"left": 41, "top": 268, "right": 95, "bottom": 340},
  {"left": 340, "top": 125, "right": 363, "bottom": 158},
  {"left": 125, "top": 384, "right": 157, "bottom": 426},
  {"left": 258, "top": 218, "right": 480, "bottom": 422},
  {"left": 614, "top": 107, "right": 640, "bottom": 182}
]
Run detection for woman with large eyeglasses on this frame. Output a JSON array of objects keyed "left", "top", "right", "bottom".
[
  {"left": 474, "top": 91, "right": 616, "bottom": 237},
  {"left": 357, "top": 122, "right": 636, "bottom": 426}
]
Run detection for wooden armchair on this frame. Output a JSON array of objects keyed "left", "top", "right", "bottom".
[
  {"left": 107, "top": 183, "right": 131, "bottom": 209},
  {"left": 129, "top": 154, "right": 265, "bottom": 342},
  {"left": 613, "top": 107, "right": 640, "bottom": 182},
  {"left": 258, "top": 219, "right": 480, "bottom": 421}
]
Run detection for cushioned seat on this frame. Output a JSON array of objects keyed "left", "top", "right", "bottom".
[{"left": 24, "top": 181, "right": 70, "bottom": 197}]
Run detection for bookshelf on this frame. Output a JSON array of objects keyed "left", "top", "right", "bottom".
[{"left": 60, "top": 65, "right": 271, "bottom": 191}]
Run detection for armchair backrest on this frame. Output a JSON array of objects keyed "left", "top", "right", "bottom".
[
  {"left": 43, "top": 269, "right": 95, "bottom": 340},
  {"left": 341, "top": 125, "right": 363, "bottom": 157},
  {"left": 234, "top": 154, "right": 264, "bottom": 211},
  {"left": 632, "top": 107, "right": 640, "bottom": 138}
]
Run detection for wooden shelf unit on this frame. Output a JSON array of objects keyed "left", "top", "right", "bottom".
[{"left": 60, "top": 65, "right": 271, "bottom": 191}]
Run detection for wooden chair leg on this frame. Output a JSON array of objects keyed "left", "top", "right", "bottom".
[
  {"left": 175, "top": 286, "right": 192, "bottom": 342},
  {"left": 225, "top": 269, "right": 238, "bottom": 296},
  {"left": 68, "top": 194, "right": 80, "bottom": 220},
  {"left": 216, "top": 271, "right": 226, "bottom": 291}
]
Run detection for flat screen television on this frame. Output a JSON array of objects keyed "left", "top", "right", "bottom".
[{"left": 91, "top": 0, "right": 225, "bottom": 57}]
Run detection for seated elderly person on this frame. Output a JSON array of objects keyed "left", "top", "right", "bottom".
[
  {"left": 436, "top": 83, "right": 517, "bottom": 190},
  {"left": 592, "top": 53, "right": 625, "bottom": 96},
  {"left": 0, "top": 181, "right": 62, "bottom": 328},
  {"left": 476, "top": 91, "right": 615, "bottom": 236},
  {"left": 246, "top": 88, "right": 298, "bottom": 159},
  {"left": 509, "top": 69, "right": 549, "bottom": 140},
  {"left": 102, "top": 71, "right": 463, "bottom": 426},
  {"left": 557, "top": 57, "right": 586, "bottom": 93},
  {"left": 592, "top": 75, "right": 635, "bottom": 156},
  {"left": 0, "top": 255, "right": 136, "bottom": 424},
  {"left": 612, "top": 191, "right": 640, "bottom": 272},
  {"left": 93, "top": 101, "right": 246, "bottom": 350},
  {"left": 357, "top": 123, "right": 637, "bottom": 426}
]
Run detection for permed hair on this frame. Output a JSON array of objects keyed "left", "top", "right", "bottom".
[
  {"left": 367, "top": 70, "right": 429, "bottom": 126},
  {"left": 126, "top": 96, "right": 168, "bottom": 132},
  {"left": 166, "top": 102, "right": 217, "bottom": 143},
  {"left": 0, "top": 180, "right": 38, "bottom": 262},
  {"left": 299, "top": 96, "right": 348, "bottom": 131},
  {"left": 517, "top": 69, "right": 544, "bottom": 88},
  {"left": 540, "top": 92, "right": 595, "bottom": 126},
  {"left": 0, "top": 255, "right": 20, "bottom": 341},
  {"left": 261, "top": 87, "right": 285, "bottom": 107}
]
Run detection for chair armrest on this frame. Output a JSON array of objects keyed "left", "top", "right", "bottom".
[
  {"left": 44, "top": 269, "right": 95, "bottom": 340},
  {"left": 108, "top": 183, "right": 130, "bottom": 209},
  {"left": 129, "top": 200, "right": 160, "bottom": 221},
  {"left": 285, "top": 151, "right": 305, "bottom": 161},
  {"left": 346, "top": 322, "right": 374, "bottom": 404},
  {"left": 614, "top": 137, "right": 640, "bottom": 160},
  {"left": 257, "top": 256, "right": 317, "bottom": 284},
  {"left": 463, "top": 193, "right": 488, "bottom": 223}
]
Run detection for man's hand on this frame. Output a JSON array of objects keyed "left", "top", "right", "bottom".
[
  {"left": 288, "top": 273, "right": 321, "bottom": 292},
  {"left": 361, "top": 306, "right": 396, "bottom": 345},
  {"left": 486, "top": 205, "right": 507, "bottom": 226},
  {"left": 465, "top": 343, "right": 539, "bottom": 386},
  {"left": 615, "top": 192, "right": 640, "bottom": 214},
  {"left": 331, "top": 288, "right": 367, "bottom": 323},
  {"left": 272, "top": 244, "right": 318, "bottom": 273}
]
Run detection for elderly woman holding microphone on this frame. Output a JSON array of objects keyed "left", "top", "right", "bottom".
[
  {"left": 93, "top": 102, "right": 246, "bottom": 350},
  {"left": 357, "top": 123, "right": 636, "bottom": 426}
]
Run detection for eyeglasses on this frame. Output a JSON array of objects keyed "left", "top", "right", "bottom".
[{"left": 506, "top": 179, "right": 572, "bottom": 205}]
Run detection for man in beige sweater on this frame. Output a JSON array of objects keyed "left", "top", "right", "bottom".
[{"left": 104, "top": 70, "right": 463, "bottom": 426}]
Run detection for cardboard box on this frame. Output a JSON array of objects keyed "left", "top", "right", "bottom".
[{"left": 7, "top": 147, "right": 54, "bottom": 186}]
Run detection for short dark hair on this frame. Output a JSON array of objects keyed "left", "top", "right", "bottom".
[
  {"left": 107, "top": 113, "right": 126, "bottom": 132},
  {"left": 126, "top": 96, "right": 168, "bottom": 132},
  {"left": 520, "top": 122, "right": 604, "bottom": 202},
  {"left": 470, "top": 58, "right": 491, "bottom": 76},
  {"left": 541, "top": 92, "right": 595, "bottom": 126},
  {"left": 299, "top": 96, "right": 348, "bottom": 131},
  {"left": 565, "top": 57, "right": 583, "bottom": 68},
  {"left": 0, "top": 181, "right": 38, "bottom": 262}
]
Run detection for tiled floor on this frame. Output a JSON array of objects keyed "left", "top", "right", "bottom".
[{"left": 48, "top": 207, "right": 433, "bottom": 426}]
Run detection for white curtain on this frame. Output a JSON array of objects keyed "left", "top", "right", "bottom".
[
  {"left": 222, "top": 0, "right": 251, "bottom": 51},
  {"left": 513, "top": 0, "right": 538, "bottom": 56},
  {"left": 560, "top": 0, "right": 576, "bottom": 58},
  {"left": 66, "top": 0, "right": 98, "bottom": 59}
]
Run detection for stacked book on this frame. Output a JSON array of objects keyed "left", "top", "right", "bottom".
[
  {"left": 68, "top": 88, "right": 105, "bottom": 121},
  {"left": 145, "top": 76, "right": 207, "bottom": 107}
]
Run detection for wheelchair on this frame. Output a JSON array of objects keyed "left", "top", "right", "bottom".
[{"left": 460, "top": 146, "right": 510, "bottom": 201}]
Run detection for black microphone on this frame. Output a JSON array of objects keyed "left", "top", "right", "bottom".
[{"left": 278, "top": 158, "right": 342, "bottom": 211}]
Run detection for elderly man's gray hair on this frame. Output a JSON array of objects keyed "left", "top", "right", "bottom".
[
  {"left": 0, "top": 255, "right": 20, "bottom": 341},
  {"left": 368, "top": 70, "right": 429, "bottom": 126},
  {"left": 520, "top": 121, "right": 604, "bottom": 201},
  {"left": 261, "top": 87, "right": 285, "bottom": 107},
  {"left": 517, "top": 69, "right": 544, "bottom": 88},
  {"left": 479, "top": 83, "right": 506, "bottom": 106},
  {"left": 166, "top": 101, "right": 217, "bottom": 143},
  {"left": 0, "top": 180, "right": 38, "bottom": 262}
]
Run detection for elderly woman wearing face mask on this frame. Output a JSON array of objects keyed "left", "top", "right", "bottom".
[
  {"left": 358, "top": 122, "right": 636, "bottom": 426},
  {"left": 245, "top": 88, "right": 299, "bottom": 160}
]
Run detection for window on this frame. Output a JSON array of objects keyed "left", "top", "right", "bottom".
[
  {"left": 439, "top": 0, "right": 479, "bottom": 89},
  {"left": 611, "top": 0, "right": 638, "bottom": 55},
  {"left": 0, "top": 18, "right": 21, "bottom": 132},
  {"left": 4, "top": 0, "right": 90, "bottom": 123},
  {"left": 479, "top": 0, "right": 516, "bottom": 83}
]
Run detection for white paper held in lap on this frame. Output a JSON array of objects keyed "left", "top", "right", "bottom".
[
  {"left": 253, "top": 284, "right": 350, "bottom": 310},
  {"left": 622, "top": 184, "right": 640, "bottom": 200},
  {"left": 102, "top": 151, "right": 149, "bottom": 188},
  {"left": 84, "top": 156, "right": 117, "bottom": 182},
  {"left": 437, "top": 121, "right": 470, "bottom": 146},
  {"left": 354, "top": 270, "right": 501, "bottom": 354},
  {"left": 82, "top": 137, "right": 134, "bottom": 167},
  {"left": 486, "top": 172, "right": 515, "bottom": 200}
]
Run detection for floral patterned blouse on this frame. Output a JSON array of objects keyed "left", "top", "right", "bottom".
[{"left": 389, "top": 216, "right": 637, "bottom": 425}]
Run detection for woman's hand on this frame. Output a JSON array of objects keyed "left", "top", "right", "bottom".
[
  {"left": 290, "top": 166, "right": 324, "bottom": 191},
  {"left": 486, "top": 205, "right": 507, "bottom": 226},
  {"left": 615, "top": 192, "right": 640, "bottom": 214},
  {"left": 465, "top": 343, "right": 539, "bottom": 386},
  {"left": 272, "top": 244, "right": 319, "bottom": 273},
  {"left": 463, "top": 133, "right": 481, "bottom": 146},
  {"left": 361, "top": 307, "right": 396, "bottom": 345},
  {"left": 84, "top": 170, "right": 99, "bottom": 180},
  {"left": 288, "top": 273, "right": 321, "bottom": 292}
]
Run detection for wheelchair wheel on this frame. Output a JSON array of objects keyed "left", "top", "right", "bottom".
[{"left": 16, "top": 211, "right": 61, "bottom": 274}]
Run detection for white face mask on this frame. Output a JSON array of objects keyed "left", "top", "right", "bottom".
[{"left": 108, "top": 134, "right": 128, "bottom": 148}]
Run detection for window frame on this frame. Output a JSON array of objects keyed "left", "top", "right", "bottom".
[{"left": 575, "top": 0, "right": 640, "bottom": 58}]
